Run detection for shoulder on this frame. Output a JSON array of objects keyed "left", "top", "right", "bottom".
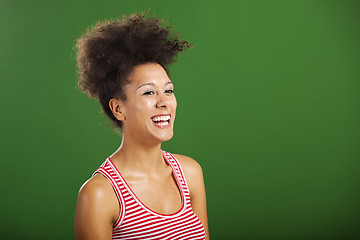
[
  {"left": 75, "top": 173, "right": 119, "bottom": 239},
  {"left": 76, "top": 173, "right": 119, "bottom": 224},
  {"left": 172, "top": 153, "right": 203, "bottom": 176},
  {"left": 78, "top": 173, "right": 115, "bottom": 201},
  {"left": 172, "top": 154, "right": 204, "bottom": 194}
]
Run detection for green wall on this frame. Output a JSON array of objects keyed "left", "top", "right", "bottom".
[{"left": 1, "top": 0, "right": 359, "bottom": 239}]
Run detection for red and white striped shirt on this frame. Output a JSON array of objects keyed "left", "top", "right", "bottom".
[{"left": 93, "top": 150, "right": 206, "bottom": 240}]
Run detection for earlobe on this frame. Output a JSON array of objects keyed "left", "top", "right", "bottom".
[{"left": 109, "top": 99, "right": 125, "bottom": 121}]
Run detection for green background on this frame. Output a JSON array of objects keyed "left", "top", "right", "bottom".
[{"left": 1, "top": 0, "right": 359, "bottom": 239}]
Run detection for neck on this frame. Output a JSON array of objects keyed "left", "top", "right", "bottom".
[{"left": 110, "top": 135, "right": 166, "bottom": 175}]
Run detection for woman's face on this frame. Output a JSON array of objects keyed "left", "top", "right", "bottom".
[{"left": 120, "top": 62, "right": 177, "bottom": 145}]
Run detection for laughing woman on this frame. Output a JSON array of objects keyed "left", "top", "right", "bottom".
[{"left": 74, "top": 13, "right": 209, "bottom": 240}]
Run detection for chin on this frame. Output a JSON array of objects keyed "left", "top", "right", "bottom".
[
  {"left": 160, "top": 133, "right": 174, "bottom": 142},
  {"left": 154, "top": 131, "right": 174, "bottom": 143}
]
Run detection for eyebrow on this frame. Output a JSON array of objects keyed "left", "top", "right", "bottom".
[{"left": 137, "top": 81, "right": 173, "bottom": 89}]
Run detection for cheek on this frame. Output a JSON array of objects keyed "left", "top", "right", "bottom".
[{"left": 131, "top": 98, "right": 155, "bottom": 118}]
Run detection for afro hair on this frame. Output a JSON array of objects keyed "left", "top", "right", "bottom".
[{"left": 75, "top": 12, "right": 190, "bottom": 128}]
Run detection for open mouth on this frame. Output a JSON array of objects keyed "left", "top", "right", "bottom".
[{"left": 151, "top": 114, "right": 171, "bottom": 126}]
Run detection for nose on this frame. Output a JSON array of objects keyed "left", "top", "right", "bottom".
[{"left": 156, "top": 92, "right": 170, "bottom": 109}]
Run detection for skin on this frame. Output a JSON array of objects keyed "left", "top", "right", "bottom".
[{"left": 74, "top": 63, "right": 209, "bottom": 240}]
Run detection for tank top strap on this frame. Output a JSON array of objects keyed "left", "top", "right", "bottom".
[
  {"left": 93, "top": 159, "right": 125, "bottom": 229},
  {"left": 161, "top": 150, "right": 191, "bottom": 204}
]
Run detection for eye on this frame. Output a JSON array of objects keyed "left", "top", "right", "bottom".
[
  {"left": 165, "top": 89, "right": 174, "bottom": 94},
  {"left": 143, "top": 91, "right": 155, "bottom": 95}
]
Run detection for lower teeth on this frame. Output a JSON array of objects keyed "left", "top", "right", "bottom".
[{"left": 155, "top": 122, "right": 168, "bottom": 126}]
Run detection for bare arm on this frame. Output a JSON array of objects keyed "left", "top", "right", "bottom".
[
  {"left": 74, "top": 174, "right": 119, "bottom": 240},
  {"left": 174, "top": 154, "right": 210, "bottom": 240}
]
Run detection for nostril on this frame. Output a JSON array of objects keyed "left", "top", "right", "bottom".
[{"left": 157, "top": 103, "right": 167, "bottom": 108}]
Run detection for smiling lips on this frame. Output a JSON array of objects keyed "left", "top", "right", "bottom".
[{"left": 151, "top": 114, "right": 171, "bottom": 127}]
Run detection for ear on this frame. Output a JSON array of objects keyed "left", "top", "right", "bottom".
[{"left": 109, "top": 98, "right": 126, "bottom": 121}]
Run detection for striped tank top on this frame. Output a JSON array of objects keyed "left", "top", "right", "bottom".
[{"left": 93, "top": 150, "right": 206, "bottom": 240}]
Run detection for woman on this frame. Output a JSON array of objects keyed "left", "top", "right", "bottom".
[{"left": 74, "top": 13, "right": 209, "bottom": 240}]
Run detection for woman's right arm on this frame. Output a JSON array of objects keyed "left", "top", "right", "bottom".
[{"left": 74, "top": 174, "right": 119, "bottom": 240}]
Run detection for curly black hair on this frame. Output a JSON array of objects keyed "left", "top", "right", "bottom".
[{"left": 75, "top": 13, "right": 190, "bottom": 129}]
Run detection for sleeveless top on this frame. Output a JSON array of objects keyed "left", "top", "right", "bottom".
[{"left": 93, "top": 150, "right": 206, "bottom": 240}]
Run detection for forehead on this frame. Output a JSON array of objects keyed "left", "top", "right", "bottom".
[{"left": 128, "top": 63, "right": 170, "bottom": 86}]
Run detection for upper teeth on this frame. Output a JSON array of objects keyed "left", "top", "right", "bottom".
[{"left": 152, "top": 115, "right": 170, "bottom": 122}]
